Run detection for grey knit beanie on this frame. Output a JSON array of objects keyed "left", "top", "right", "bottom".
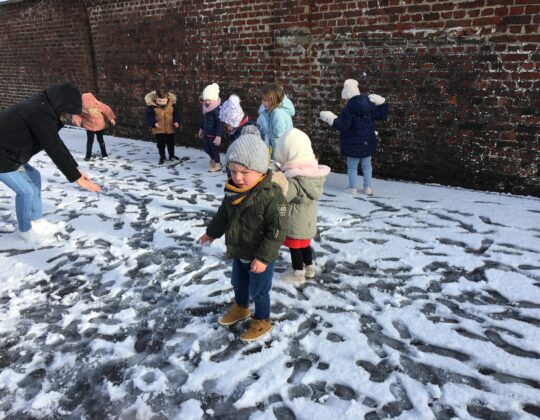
[{"left": 226, "top": 131, "right": 269, "bottom": 174}]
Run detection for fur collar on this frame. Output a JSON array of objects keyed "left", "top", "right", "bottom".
[{"left": 144, "top": 91, "right": 177, "bottom": 106}]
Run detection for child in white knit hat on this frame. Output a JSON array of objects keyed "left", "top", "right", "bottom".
[
  {"left": 320, "top": 79, "right": 388, "bottom": 196},
  {"left": 199, "top": 129, "right": 288, "bottom": 342},
  {"left": 220, "top": 95, "right": 265, "bottom": 177},
  {"left": 273, "top": 128, "right": 330, "bottom": 284},
  {"left": 198, "top": 83, "right": 224, "bottom": 172},
  {"left": 219, "top": 94, "right": 256, "bottom": 144}
]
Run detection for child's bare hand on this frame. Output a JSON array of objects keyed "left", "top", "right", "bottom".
[
  {"left": 110, "top": 119, "right": 116, "bottom": 126},
  {"left": 198, "top": 129, "right": 204, "bottom": 139},
  {"left": 155, "top": 123, "right": 160, "bottom": 128},
  {"left": 199, "top": 233, "right": 213, "bottom": 245},
  {"left": 213, "top": 136, "right": 221, "bottom": 146},
  {"left": 174, "top": 122, "right": 179, "bottom": 128},
  {"left": 250, "top": 259, "right": 267, "bottom": 273}
]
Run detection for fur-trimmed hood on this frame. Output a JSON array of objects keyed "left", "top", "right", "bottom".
[
  {"left": 279, "top": 160, "right": 331, "bottom": 179},
  {"left": 144, "top": 91, "right": 177, "bottom": 106}
]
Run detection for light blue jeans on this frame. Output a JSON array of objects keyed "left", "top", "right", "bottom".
[
  {"left": 347, "top": 156, "right": 372, "bottom": 189},
  {"left": 0, "top": 163, "right": 42, "bottom": 232}
]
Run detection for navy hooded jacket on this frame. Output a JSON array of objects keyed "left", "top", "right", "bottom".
[{"left": 332, "top": 95, "right": 389, "bottom": 158}]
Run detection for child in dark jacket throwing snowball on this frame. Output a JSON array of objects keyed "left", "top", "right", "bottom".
[
  {"left": 199, "top": 129, "right": 288, "bottom": 343},
  {"left": 320, "top": 79, "right": 389, "bottom": 196}
]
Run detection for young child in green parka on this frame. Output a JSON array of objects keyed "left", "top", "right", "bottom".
[{"left": 199, "top": 129, "right": 288, "bottom": 342}]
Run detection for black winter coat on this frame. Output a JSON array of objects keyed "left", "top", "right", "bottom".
[
  {"left": 0, "top": 82, "right": 82, "bottom": 182},
  {"left": 201, "top": 107, "right": 224, "bottom": 139}
]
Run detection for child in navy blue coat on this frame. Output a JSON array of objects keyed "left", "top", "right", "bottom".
[
  {"left": 320, "top": 79, "right": 389, "bottom": 196},
  {"left": 198, "top": 83, "right": 224, "bottom": 172}
]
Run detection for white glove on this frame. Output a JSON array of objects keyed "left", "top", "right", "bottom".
[
  {"left": 320, "top": 111, "right": 337, "bottom": 126},
  {"left": 368, "top": 94, "right": 386, "bottom": 105}
]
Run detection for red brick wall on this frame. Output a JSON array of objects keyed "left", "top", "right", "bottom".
[
  {"left": 0, "top": 0, "right": 96, "bottom": 104},
  {"left": 1, "top": 0, "right": 538, "bottom": 196}
]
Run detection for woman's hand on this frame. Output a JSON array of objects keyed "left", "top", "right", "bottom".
[{"left": 75, "top": 176, "right": 101, "bottom": 192}]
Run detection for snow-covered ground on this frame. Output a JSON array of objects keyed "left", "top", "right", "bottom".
[{"left": 1, "top": 127, "right": 539, "bottom": 419}]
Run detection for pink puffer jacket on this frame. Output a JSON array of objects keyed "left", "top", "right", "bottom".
[{"left": 72, "top": 93, "right": 115, "bottom": 132}]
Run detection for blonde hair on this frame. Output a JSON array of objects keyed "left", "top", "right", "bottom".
[{"left": 261, "top": 82, "right": 285, "bottom": 112}]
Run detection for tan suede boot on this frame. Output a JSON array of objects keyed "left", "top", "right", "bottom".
[
  {"left": 218, "top": 303, "right": 251, "bottom": 326},
  {"left": 240, "top": 319, "right": 272, "bottom": 342}
]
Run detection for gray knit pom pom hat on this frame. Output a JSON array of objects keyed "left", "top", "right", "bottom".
[{"left": 226, "top": 130, "right": 269, "bottom": 174}]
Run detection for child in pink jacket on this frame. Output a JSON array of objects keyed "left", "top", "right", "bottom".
[{"left": 72, "top": 93, "right": 116, "bottom": 161}]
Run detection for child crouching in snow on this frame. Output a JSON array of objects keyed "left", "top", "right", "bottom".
[
  {"left": 273, "top": 128, "right": 330, "bottom": 284},
  {"left": 199, "top": 130, "right": 288, "bottom": 342}
]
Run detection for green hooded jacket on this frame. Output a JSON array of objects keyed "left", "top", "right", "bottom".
[{"left": 206, "top": 171, "right": 288, "bottom": 264}]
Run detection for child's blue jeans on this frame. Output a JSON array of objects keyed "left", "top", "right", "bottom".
[
  {"left": 0, "top": 163, "right": 42, "bottom": 232},
  {"left": 231, "top": 259, "right": 274, "bottom": 320},
  {"left": 347, "top": 156, "right": 372, "bottom": 189}
]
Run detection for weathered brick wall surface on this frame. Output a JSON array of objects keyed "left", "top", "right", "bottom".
[
  {"left": 309, "top": 0, "right": 540, "bottom": 195},
  {"left": 0, "top": 0, "right": 96, "bottom": 104},
  {"left": 0, "top": 0, "right": 538, "bottom": 196}
]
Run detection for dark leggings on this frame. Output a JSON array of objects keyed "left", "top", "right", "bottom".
[
  {"left": 203, "top": 137, "right": 221, "bottom": 163},
  {"left": 155, "top": 133, "right": 176, "bottom": 159},
  {"left": 289, "top": 246, "right": 313, "bottom": 271},
  {"left": 86, "top": 130, "right": 107, "bottom": 157}
]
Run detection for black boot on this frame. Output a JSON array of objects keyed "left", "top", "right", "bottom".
[{"left": 98, "top": 141, "right": 108, "bottom": 159}]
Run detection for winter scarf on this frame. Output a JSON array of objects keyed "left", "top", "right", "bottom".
[
  {"left": 224, "top": 174, "right": 267, "bottom": 205},
  {"left": 202, "top": 98, "right": 221, "bottom": 115}
]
